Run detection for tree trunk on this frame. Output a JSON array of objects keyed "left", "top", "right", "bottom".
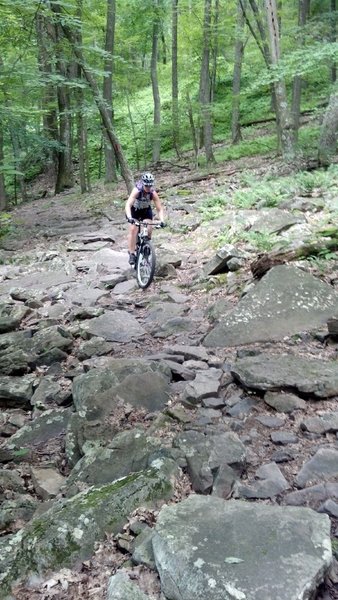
[
  {"left": 331, "top": 0, "right": 337, "bottom": 83},
  {"left": 265, "top": 0, "right": 296, "bottom": 159},
  {"left": 172, "top": 0, "right": 180, "bottom": 156},
  {"left": 291, "top": 0, "right": 309, "bottom": 142},
  {"left": 151, "top": 0, "right": 161, "bottom": 164},
  {"left": 210, "top": 0, "right": 220, "bottom": 104},
  {"left": 245, "top": 0, "right": 271, "bottom": 66},
  {"left": 10, "top": 128, "right": 27, "bottom": 202},
  {"left": 50, "top": 2, "right": 134, "bottom": 193},
  {"left": 161, "top": 27, "right": 167, "bottom": 64},
  {"left": 0, "top": 56, "right": 26, "bottom": 204},
  {"left": 76, "top": 0, "right": 90, "bottom": 194},
  {"left": 54, "top": 20, "right": 74, "bottom": 194},
  {"left": 243, "top": 0, "right": 280, "bottom": 144},
  {"left": 103, "top": 0, "right": 117, "bottom": 183},
  {"left": 35, "top": 9, "right": 58, "bottom": 176},
  {"left": 232, "top": 0, "right": 246, "bottom": 144},
  {"left": 0, "top": 121, "right": 7, "bottom": 211},
  {"left": 199, "top": 0, "right": 215, "bottom": 164},
  {"left": 186, "top": 91, "right": 199, "bottom": 166},
  {"left": 318, "top": 90, "right": 338, "bottom": 166},
  {"left": 126, "top": 92, "right": 140, "bottom": 170}
]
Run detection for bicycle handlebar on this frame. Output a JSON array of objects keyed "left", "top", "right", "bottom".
[{"left": 132, "top": 219, "right": 165, "bottom": 228}]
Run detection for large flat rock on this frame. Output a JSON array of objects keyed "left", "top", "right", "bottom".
[
  {"left": 231, "top": 353, "right": 338, "bottom": 398},
  {"left": 153, "top": 496, "right": 332, "bottom": 600},
  {"left": 0, "top": 271, "right": 76, "bottom": 295},
  {"left": 81, "top": 310, "right": 146, "bottom": 342},
  {"left": 204, "top": 265, "right": 338, "bottom": 347}
]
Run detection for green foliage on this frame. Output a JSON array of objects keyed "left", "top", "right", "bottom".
[
  {"left": 216, "top": 226, "right": 279, "bottom": 252},
  {"left": 240, "top": 231, "right": 279, "bottom": 252},
  {"left": 0, "top": 0, "right": 336, "bottom": 202},
  {"left": 0, "top": 213, "right": 12, "bottom": 238},
  {"left": 198, "top": 194, "right": 228, "bottom": 220},
  {"left": 215, "top": 135, "right": 278, "bottom": 163},
  {"left": 231, "top": 163, "right": 338, "bottom": 209},
  {"left": 252, "top": 42, "right": 338, "bottom": 87}
]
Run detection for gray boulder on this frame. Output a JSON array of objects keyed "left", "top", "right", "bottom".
[
  {"left": 107, "top": 572, "right": 149, "bottom": 600},
  {"left": 173, "top": 430, "right": 246, "bottom": 494},
  {"left": 231, "top": 353, "right": 338, "bottom": 398},
  {"left": 152, "top": 496, "right": 332, "bottom": 600},
  {"left": 0, "top": 460, "right": 177, "bottom": 595},
  {"left": 296, "top": 448, "right": 338, "bottom": 488},
  {"left": 0, "top": 375, "right": 34, "bottom": 408},
  {"left": 0, "top": 304, "right": 30, "bottom": 333},
  {"left": 2, "top": 409, "right": 71, "bottom": 449},
  {"left": 64, "top": 429, "right": 162, "bottom": 496},
  {"left": 72, "top": 360, "right": 171, "bottom": 419},
  {"left": 81, "top": 310, "right": 146, "bottom": 342},
  {"left": 204, "top": 265, "right": 338, "bottom": 347}
]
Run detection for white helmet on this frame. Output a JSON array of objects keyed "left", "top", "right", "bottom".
[{"left": 141, "top": 172, "right": 155, "bottom": 186}]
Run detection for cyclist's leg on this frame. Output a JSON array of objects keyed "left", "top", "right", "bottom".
[
  {"left": 128, "top": 207, "right": 139, "bottom": 264},
  {"left": 144, "top": 208, "right": 153, "bottom": 238},
  {"left": 128, "top": 207, "right": 141, "bottom": 252}
]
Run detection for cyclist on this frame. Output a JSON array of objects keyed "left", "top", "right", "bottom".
[{"left": 125, "top": 172, "right": 165, "bottom": 265}]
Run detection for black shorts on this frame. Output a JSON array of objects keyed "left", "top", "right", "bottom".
[{"left": 131, "top": 206, "right": 153, "bottom": 221}]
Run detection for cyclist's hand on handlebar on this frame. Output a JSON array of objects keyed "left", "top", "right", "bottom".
[
  {"left": 160, "top": 221, "right": 166, "bottom": 228},
  {"left": 127, "top": 216, "right": 135, "bottom": 224}
]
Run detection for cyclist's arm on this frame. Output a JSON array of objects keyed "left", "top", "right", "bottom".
[
  {"left": 125, "top": 188, "right": 138, "bottom": 220},
  {"left": 153, "top": 191, "right": 164, "bottom": 222}
]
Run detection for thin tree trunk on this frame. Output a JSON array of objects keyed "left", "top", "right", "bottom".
[
  {"left": 50, "top": 2, "right": 134, "bottom": 193},
  {"left": 318, "top": 90, "right": 338, "bottom": 166},
  {"left": 242, "top": 0, "right": 280, "bottom": 143},
  {"left": 77, "top": 92, "right": 86, "bottom": 194},
  {"left": 0, "top": 56, "right": 26, "bottom": 203},
  {"left": 84, "top": 125, "right": 91, "bottom": 192},
  {"left": 265, "top": 0, "right": 296, "bottom": 159},
  {"left": 103, "top": 0, "right": 117, "bottom": 183},
  {"left": 246, "top": 0, "right": 271, "bottom": 65},
  {"left": 35, "top": 9, "right": 58, "bottom": 176},
  {"left": 126, "top": 92, "right": 140, "bottom": 170},
  {"left": 0, "top": 121, "right": 7, "bottom": 211},
  {"left": 76, "top": 0, "right": 89, "bottom": 194},
  {"left": 331, "top": 0, "right": 337, "bottom": 82},
  {"left": 54, "top": 20, "right": 74, "bottom": 194},
  {"left": 232, "top": 0, "right": 246, "bottom": 144},
  {"left": 210, "top": 0, "right": 220, "bottom": 103},
  {"left": 10, "top": 128, "right": 27, "bottom": 202},
  {"left": 151, "top": 0, "right": 161, "bottom": 164},
  {"left": 291, "top": 0, "right": 309, "bottom": 142},
  {"left": 172, "top": 0, "right": 180, "bottom": 156},
  {"left": 186, "top": 91, "right": 199, "bottom": 166},
  {"left": 161, "top": 27, "right": 167, "bottom": 64},
  {"left": 199, "top": 0, "right": 215, "bottom": 164}
]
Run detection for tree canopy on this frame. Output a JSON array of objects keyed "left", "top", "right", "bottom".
[{"left": 0, "top": 0, "right": 337, "bottom": 206}]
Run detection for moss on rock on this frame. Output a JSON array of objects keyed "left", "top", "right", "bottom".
[{"left": 0, "top": 462, "right": 176, "bottom": 596}]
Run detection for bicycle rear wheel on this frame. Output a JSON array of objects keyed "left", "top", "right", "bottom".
[{"left": 136, "top": 241, "right": 156, "bottom": 289}]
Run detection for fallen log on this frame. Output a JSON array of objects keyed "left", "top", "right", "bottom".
[
  {"left": 251, "top": 236, "right": 338, "bottom": 279},
  {"left": 165, "top": 168, "right": 237, "bottom": 189}
]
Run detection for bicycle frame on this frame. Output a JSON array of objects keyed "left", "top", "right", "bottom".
[{"left": 132, "top": 220, "right": 162, "bottom": 289}]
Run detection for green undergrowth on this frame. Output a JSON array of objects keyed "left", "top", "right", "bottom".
[
  {"left": 198, "top": 163, "right": 338, "bottom": 221},
  {"left": 232, "top": 163, "right": 338, "bottom": 209}
]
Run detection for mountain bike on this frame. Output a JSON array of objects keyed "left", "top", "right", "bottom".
[{"left": 133, "top": 220, "right": 163, "bottom": 289}]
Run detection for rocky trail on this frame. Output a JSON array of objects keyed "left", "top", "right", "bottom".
[{"left": 0, "top": 158, "right": 338, "bottom": 599}]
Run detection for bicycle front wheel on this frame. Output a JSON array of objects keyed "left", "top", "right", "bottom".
[{"left": 136, "top": 241, "right": 156, "bottom": 289}]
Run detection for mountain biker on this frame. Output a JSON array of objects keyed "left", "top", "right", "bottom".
[{"left": 125, "top": 172, "right": 165, "bottom": 265}]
